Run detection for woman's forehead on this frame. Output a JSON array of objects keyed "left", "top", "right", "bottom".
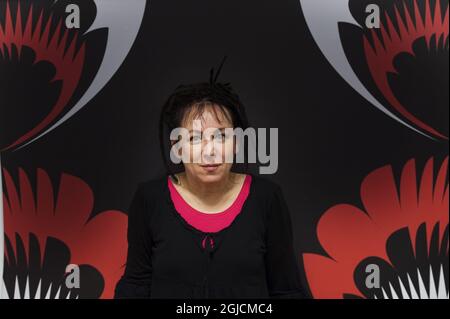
[{"left": 182, "top": 104, "right": 232, "bottom": 129}]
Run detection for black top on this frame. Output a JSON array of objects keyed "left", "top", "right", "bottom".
[{"left": 114, "top": 174, "right": 306, "bottom": 299}]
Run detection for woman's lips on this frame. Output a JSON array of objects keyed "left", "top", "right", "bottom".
[{"left": 200, "top": 164, "right": 222, "bottom": 172}]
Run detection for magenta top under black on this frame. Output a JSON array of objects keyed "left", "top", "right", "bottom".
[
  {"left": 114, "top": 173, "right": 305, "bottom": 299},
  {"left": 168, "top": 174, "right": 252, "bottom": 249}
]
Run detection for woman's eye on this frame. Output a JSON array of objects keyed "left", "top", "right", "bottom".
[
  {"left": 213, "top": 133, "right": 227, "bottom": 142},
  {"left": 190, "top": 135, "right": 201, "bottom": 143}
]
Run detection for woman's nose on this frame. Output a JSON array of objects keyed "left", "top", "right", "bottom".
[
  {"left": 202, "top": 139, "right": 216, "bottom": 157},
  {"left": 201, "top": 136, "right": 226, "bottom": 163}
]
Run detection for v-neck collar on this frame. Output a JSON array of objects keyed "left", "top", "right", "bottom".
[{"left": 163, "top": 173, "right": 255, "bottom": 253}]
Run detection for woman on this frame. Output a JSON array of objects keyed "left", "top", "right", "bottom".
[{"left": 114, "top": 69, "right": 305, "bottom": 299}]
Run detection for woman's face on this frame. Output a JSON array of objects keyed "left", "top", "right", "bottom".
[{"left": 176, "top": 104, "right": 236, "bottom": 184}]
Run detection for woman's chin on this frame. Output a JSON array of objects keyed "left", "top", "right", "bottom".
[
  {"left": 198, "top": 173, "right": 223, "bottom": 183},
  {"left": 197, "top": 167, "right": 226, "bottom": 182}
]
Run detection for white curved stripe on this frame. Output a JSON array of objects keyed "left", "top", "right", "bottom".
[
  {"left": 389, "top": 282, "right": 399, "bottom": 299},
  {"left": 407, "top": 273, "right": 420, "bottom": 299},
  {"left": 34, "top": 279, "right": 42, "bottom": 299},
  {"left": 438, "top": 265, "right": 447, "bottom": 299},
  {"left": 24, "top": 277, "right": 30, "bottom": 299},
  {"left": 15, "top": 0, "right": 147, "bottom": 150},
  {"left": 378, "top": 266, "right": 449, "bottom": 300},
  {"left": 398, "top": 276, "right": 410, "bottom": 299},
  {"left": 382, "top": 287, "right": 389, "bottom": 299},
  {"left": 0, "top": 278, "right": 8, "bottom": 299},
  {"left": 417, "top": 269, "right": 429, "bottom": 299},
  {"left": 45, "top": 283, "right": 52, "bottom": 299},
  {"left": 14, "top": 277, "right": 20, "bottom": 299},
  {"left": 55, "top": 286, "right": 61, "bottom": 299},
  {"left": 299, "top": 0, "right": 433, "bottom": 139},
  {"left": 429, "top": 265, "right": 438, "bottom": 299}
]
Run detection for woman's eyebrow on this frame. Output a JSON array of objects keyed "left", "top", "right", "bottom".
[{"left": 188, "top": 127, "right": 229, "bottom": 133}]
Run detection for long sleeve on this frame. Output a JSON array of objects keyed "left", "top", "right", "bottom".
[
  {"left": 264, "top": 185, "right": 306, "bottom": 299},
  {"left": 114, "top": 185, "right": 153, "bottom": 298}
]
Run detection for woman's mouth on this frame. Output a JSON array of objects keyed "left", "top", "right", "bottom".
[{"left": 200, "top": 164, "right": 222, "bottom": 172}]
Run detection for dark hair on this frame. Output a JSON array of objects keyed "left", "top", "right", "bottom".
[{"left": 159, "top": 58, "right": 251, "bottom": 180}]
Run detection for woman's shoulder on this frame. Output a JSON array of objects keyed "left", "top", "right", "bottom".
[
  {"left": 246, "top": 174, "right": 290, "bottom": 225},
  {"left": 129, "top": 176, "right": 170, "bottom": 223},
  {"left": 248, "top": 173, "right": 282, "bottom": 195},
  {"left": 138, "top": 175, "right": 167, "bottom": 189},
  {"left": 135, "top": 175, "right": 168, "bottom": 198}
]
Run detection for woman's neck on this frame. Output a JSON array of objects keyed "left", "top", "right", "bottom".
[{"left": 176, "top": 172, "right": 239, "bottom": 207}]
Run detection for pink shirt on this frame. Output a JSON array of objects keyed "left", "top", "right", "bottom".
[{"left": 168, "top": 175, "right": 252, "bottom": 249}]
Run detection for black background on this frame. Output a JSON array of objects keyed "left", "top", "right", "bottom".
[{"left": 2, "top": 0, "right": 448, "bottom": 297}]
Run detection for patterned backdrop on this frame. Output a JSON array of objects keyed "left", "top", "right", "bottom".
[{"left": 0, "top": 0, "right": 448, "bottom": 299}]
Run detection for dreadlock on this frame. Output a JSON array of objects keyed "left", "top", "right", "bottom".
[{"left": 159, "top": 57, "right": 251, "bottom": 180}]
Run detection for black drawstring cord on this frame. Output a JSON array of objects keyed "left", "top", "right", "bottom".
[{"left": 202, "top": 234, "right": 216, "bottom": 298}]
